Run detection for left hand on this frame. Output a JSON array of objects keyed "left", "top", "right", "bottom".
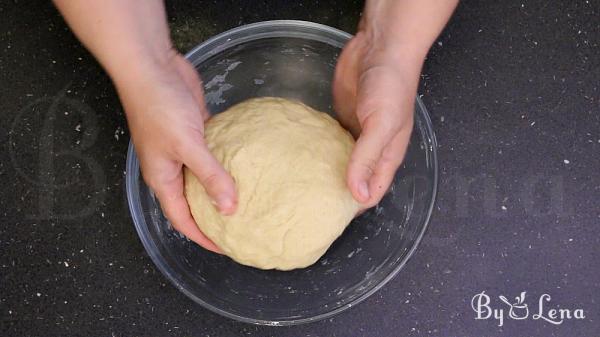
[{"left": 333, "top": 31, "right": 423, "bottom": 208}]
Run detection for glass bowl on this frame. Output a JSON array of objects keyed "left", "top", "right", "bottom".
[{"left": 126, "top": 20, "right": 438, "bottom": 326}]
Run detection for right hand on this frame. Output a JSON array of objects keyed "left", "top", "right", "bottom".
[{"left": 116, "top": 51, "right": 237, "bottom": 252}]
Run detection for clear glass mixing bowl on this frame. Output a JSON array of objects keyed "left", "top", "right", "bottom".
[{"left": 126, "top": 20, "right": 438, "bottom": 325}]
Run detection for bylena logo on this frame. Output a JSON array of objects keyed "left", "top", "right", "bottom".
[
  {"left": 471, "top": 291, "right": 585, "bottom": 327},
  {"left": 498, "top": 292, "right": 529, "bottom": 320}
]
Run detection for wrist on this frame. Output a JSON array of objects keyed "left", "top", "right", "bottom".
[
  {"left": 361, "top": 0, "right": 444, "bottom": 63},
  {"left": 108, "top": 45, "right": 177, "bottom": 102},
  {"left": 363, "top": 28, "right": 429, "bottom": 67},
  {"left": 356, "top": 30, "right": 425, "bottom": 81},
  {"left": 377, "top": 41, "right": 426, "bottom": 73}
]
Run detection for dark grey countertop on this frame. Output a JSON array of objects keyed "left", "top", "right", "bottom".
[{"left": 1, "top": 1, "right": 598, "bottom": 336}]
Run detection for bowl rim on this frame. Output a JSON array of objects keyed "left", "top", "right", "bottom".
[{"left": 126, "top": 19, "right": 438, "bottom": 326}]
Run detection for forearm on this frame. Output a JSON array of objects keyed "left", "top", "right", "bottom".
[
  {"left": 53, "top": 0, "right": 172, "bottom": 86},
  {"left": 362, "top": 0, "right": 458, "bottom": 63}
]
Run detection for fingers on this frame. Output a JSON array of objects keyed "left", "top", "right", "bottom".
[
  {"left": 348, "top": 119, "right": 412, "bottom": 207},
  {"left": 364, "top": 128, "right": 411, "bottom": 207},
  {"left": 346, "top": 115, "right": 391, "bottom": 204},
  {"left": 152, "top": 171, "right": 221, "bottom": 253},
  {"left": 346, "top": 76, "right": 414, "bottom": 207},
  {"left": 181, "top": 140, "right": 238, "bottom": 215},
  {"left": 163, "top": 54, "right": 237, "bottom": 213}
]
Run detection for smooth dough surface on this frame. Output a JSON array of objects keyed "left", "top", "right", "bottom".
[{"left": 184, "top": 97, "right": 359, "bottom": 270}]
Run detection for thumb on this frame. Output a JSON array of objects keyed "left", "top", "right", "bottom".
[
  {"left": 183, "top": 140, "right": 237, "bottom": 215},
  {"left": 346, "top": 115, "right": 393, "bottom": 204}
]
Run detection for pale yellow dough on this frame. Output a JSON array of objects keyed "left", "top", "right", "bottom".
[{"left": 184, "top": 97, "right": 359, "bottom": 270}]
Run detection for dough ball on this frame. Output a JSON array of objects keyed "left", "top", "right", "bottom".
[{"left": 184, "top": 97, "right": 360, "bottom": 270}]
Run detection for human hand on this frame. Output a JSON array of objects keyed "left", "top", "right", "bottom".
[
  {"left": 333, "top": 32, "right": 422, "bottom": 209},
  {"left": 117, "top": 52, "right": 237, "bottom": 252},
  {"left": 333, "top": 0, "right": 456, "bottom": 209}
]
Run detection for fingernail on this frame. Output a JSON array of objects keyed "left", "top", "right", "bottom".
[
  {"left": 357, "top": 181, "right": 370, "bottom": 201},
  {"left": 216, "top": 195, "right": 234, "bottom": 214}
]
